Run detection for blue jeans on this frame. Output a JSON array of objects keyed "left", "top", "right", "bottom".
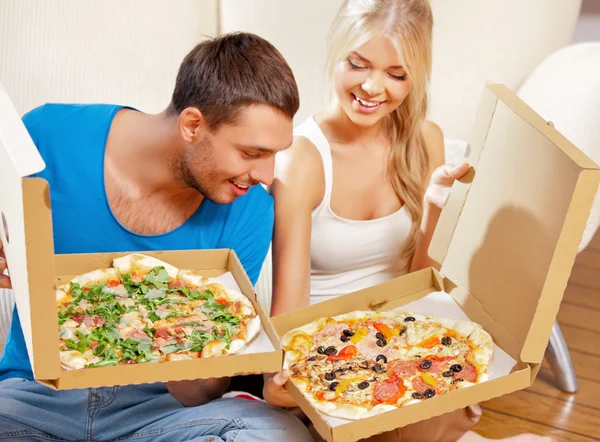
[{"left": 0, "top": 378, "right": 312, "bottom": 442}]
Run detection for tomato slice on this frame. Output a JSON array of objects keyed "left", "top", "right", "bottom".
[{"left": 328, "top": 345, "right": 358, "bottom": 361}]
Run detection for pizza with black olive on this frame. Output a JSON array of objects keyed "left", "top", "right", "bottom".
[
  {"left": 56, "top": 254, "right": 260, "bottom": 369},
  {"left": 281, "top": 310, "right": 493, "bottom": 420}
]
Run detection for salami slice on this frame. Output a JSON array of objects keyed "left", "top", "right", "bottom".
[
  {"left": 389, "top": 359, "right": 417, "bottom": 377},
  {"left": 458, "top": 362, "right": 477, "bottom": 382},
  {"left": 155, "top": 327, "right": 171, "bottom": 339},
  {"left": 373, "top": 379, "right": 406, "bottom": 404},
  {"left": 412, "top": 376, "right": 430, "bottom": 394},
  {"left": 432, "top": 360, "right": 448, "bottom": 374}
]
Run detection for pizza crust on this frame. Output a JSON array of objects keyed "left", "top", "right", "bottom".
[
  {"left": 467, "top": 326, "right": 494, "bottom": 372},
  {"left": 71, "top": 268, "right": 118, "bottom": 287},
  {"left": 176, "top": 269, "right": 209, "bottom": 287},
  {"left": 113, "top": 254, "right": 179, "bottom": 279},
  {"left": 201, "top": 340, "right": 227, "bottom": 358}
]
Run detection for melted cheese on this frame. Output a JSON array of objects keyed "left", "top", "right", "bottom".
[{"left": 60, "top": 350, "right": 88, "bottom": 369}]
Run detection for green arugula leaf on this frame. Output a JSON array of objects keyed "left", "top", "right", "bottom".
[
  {"left": 210, "top": 310, "right": 241, "bottom": 326},
  {"left": 65, "top": 330, "right": 92, "bottom": 353},
  {"left": 143, "top": 326, "right": 156, "bottom": 339},
  {"left": 187, "top": 329, "right": 212, "bottom": 353},
  {"left": 144, "top": 266, "right": 172, "bottom": 290},
  {"left": 121, "top": 273, "right": 141, "bottom": 295}
]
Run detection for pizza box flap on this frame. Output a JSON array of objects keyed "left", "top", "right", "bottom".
[
  {"left": 429, "top": 83, "right": 600, "bottom": 365},
  {"left": 0, "top": 83, "right": 59, "bottom": 379}
]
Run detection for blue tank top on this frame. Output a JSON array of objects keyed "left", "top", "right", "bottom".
[{"left": 0, "top": 103, "right": 274, "bottom": 381}]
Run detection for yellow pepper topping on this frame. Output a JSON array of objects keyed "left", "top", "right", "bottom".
[
  {"left": 421, "top": 373, "right": 437, "bottom": 388},
  {"left": 335, "top": 377, "right": 362, "bottom": 396},
  {"left": 350, "top": 328, "right": 369, "bottom": 344}
]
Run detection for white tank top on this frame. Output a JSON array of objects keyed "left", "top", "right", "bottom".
[{"left": 294, "top": 117, "right": 413, "bottom": 305}]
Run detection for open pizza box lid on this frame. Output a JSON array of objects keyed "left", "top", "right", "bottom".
[
  {"left": 0, "top": 82, "right": 282, "bottom": 387},
  {"left": 429, "top": 82, "right": 600, "bottom": 365},
  {"left": 0, "top": 82, "right": 55, "bottom": 379}
]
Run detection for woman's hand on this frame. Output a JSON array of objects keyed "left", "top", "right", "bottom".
[
  {"left": 263, "top": 371, "right": 298, "bottom": 408},
  {"left": 424, "top": 163, "right": 470, "bottom": 209}
]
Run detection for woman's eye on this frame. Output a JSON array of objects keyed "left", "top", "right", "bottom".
[
  {"left": 389, "top": 73, "right": 408, "bottom": 81},
  {"left": 347, "top": 59, "right": 366, "bottom": 70}
]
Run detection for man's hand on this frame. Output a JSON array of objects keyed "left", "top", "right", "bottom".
[
  {"left": 0, "top": 239, "right": 11, "bottom": 289},
  {"left": 166, "top": 377, "right": 230, "bottom": 407},
  {"left": 263, "top": 371, "right": 297, "bottom": 408},
  {"left": 425, "top": 163, "right": 470, "bottom": 209}
]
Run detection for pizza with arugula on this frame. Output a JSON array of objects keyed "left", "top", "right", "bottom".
[{"left": 56, "top": 254, "right": 260, "bottom": 369}]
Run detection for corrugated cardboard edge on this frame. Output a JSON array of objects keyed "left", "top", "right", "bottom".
[
  {"left": 227, "top": 250, "right": 282, "bottom": 354},
  {"left": 429, "top": 85, "right": 499, "bottom": 267},
  {"left": 22, "top": 178, "right": 60, "bottom": 379},
  {"left": 521, "top": 169, "right": 600, "bottom": 363}
]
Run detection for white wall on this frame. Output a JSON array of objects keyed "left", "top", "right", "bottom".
[
  {"left": 220, "top": 0, "right": 343, "bottom": 126},
  {"left": 0, "top": 0, "right": 218, "bottom": 349},
  {"left": 0, "top": 0, "right": 218, "bottom": 116},
  {"left": 220, "top": 0, "right": 582, "bottom": 141}
]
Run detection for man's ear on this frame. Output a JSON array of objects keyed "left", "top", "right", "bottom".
[{"left": 178, "top": 107, "right": 207, "bottom": 143}]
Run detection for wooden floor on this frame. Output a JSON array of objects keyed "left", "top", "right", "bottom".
[{"left": 473, "top": 232, "right": 600, "bottom": 441}]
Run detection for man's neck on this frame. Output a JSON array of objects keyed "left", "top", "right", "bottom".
[
  {"left": 105, "top": 108, "right": 191, "bottom": 197},
  {"left": 103, "top": 108, "right": 204, "bottom": 236}
]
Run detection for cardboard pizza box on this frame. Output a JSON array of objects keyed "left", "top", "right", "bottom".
[
  {"left": 271, "top": 83, "right": 600, "bottom": 442},
  {"left": 0, "top": 83, "right": 282, "bottom": 389}
]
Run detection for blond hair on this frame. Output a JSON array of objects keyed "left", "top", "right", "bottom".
[{"left": 325, "top": 0, "right": 433, "bottom": 269}]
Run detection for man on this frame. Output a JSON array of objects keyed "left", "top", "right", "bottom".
[{"left": 0, "top": 32, "right": 312, "bottom": 442}]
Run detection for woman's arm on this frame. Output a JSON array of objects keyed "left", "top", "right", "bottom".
[
  {"left": 270, "top": 136, "right": 325, "bottom": 316},
  {"left": 263, "top": 136, "right": 324, "bottom": 408}
]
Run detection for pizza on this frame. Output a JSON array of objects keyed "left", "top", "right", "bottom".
[
  {"left": 282, "top": 310, "right": 493, "bottom": 420},
  {"left": 56, "top": 254, "right": 260, "bottom": 370}
]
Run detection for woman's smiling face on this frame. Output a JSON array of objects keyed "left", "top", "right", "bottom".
[{"left": 334, "top": 35, "right": 413, "bottom": 127}]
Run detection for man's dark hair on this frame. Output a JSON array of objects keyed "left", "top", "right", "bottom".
[{"left": 169, "top": 32, "right": 300, "bottom": 131}]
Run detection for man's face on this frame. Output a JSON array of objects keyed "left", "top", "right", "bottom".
[{"left": 177, "top": 104, "right": 293, "bottom": 204}]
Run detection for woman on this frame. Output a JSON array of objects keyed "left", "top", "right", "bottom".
[{"left": 264, "top": 1, "right": 554, "bottom": 441}]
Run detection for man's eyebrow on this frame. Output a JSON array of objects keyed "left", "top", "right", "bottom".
[
  {"left": 350, "top": 51, "right": 405, "bottom": 69},
  {"left": 236, "top": 144, "right": 275, "bottom": 153}
]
